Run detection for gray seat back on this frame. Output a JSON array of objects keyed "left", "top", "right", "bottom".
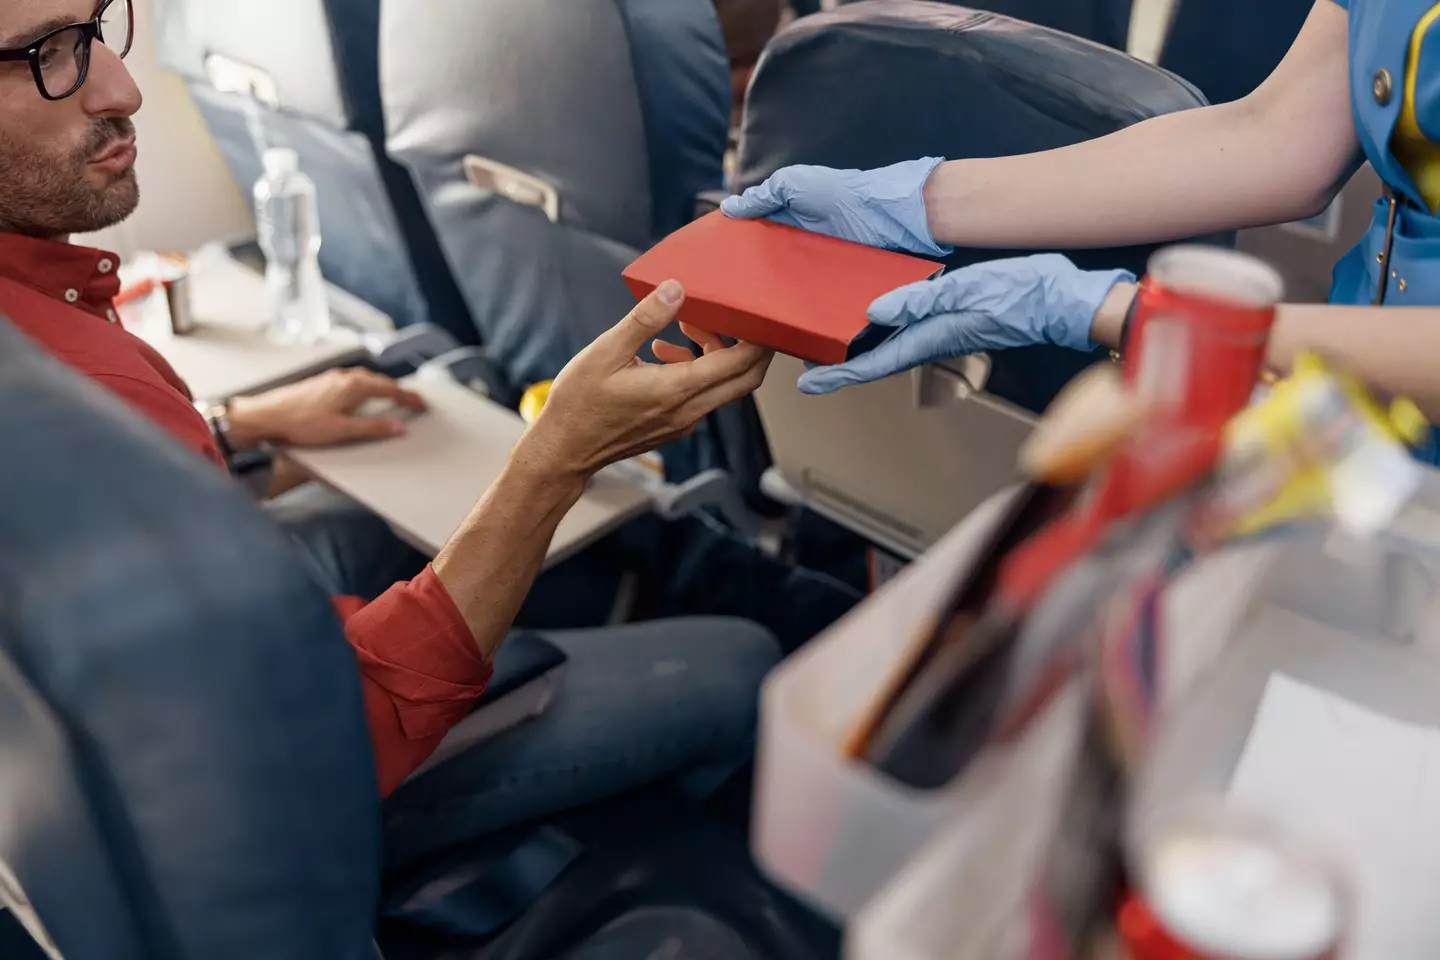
[
  {"left": 380, "top": 0, "right": 731, "bottom": 386},
  {"left": 0, "top": 317, "right": 382, "bottom": 960},
  {"left": 156, "top": 0, "right": 477, "bottom": 343}
]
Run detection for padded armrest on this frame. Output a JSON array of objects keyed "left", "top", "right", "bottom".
[
  {"left": 404, "top": 634, "right": 568, "bottom": 782},
  {"left": 415, "top": 347, "right": 519, "bottom": 408},
  {"left": 365, "top": 324, "right": 463, "bottom": 376}
]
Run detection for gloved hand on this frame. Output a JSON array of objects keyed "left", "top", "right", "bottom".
[
  {"left": 798, "top": 254, "right": 1135, "bottom": 395},
  {"left": 720, "top": 157, "right": 953, "bottom": 257}
]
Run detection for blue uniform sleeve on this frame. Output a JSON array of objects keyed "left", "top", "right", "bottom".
[{"left": 1330, "top": 0, "right": 1347, "bottom": 8}]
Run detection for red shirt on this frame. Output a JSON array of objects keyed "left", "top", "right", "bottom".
[{"left": 0, "top": 232, "right": 491, "bottom": 797}]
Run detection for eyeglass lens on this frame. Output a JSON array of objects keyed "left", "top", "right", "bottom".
[{"left": 36, "top": 0, "right": 131, "bottom": 99}]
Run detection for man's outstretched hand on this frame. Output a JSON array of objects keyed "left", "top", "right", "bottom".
[{"left": 521, "top": 280, "right": 773, "bottom": 479}]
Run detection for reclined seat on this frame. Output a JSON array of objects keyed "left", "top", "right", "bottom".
[
  {"left": 837, "top": 0, "right": 1135, "bottom": 50},
  {"left": 737, "top": 0, "right": 1224, "bottom": 556},
  {"left": 0, "top": 317, "right": 836, "bottom": 959},
  {"left": 155, "top": 0, "right": 476, "bottom": 343}
]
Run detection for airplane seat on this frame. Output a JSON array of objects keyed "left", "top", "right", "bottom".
[
  {"left": 155, "top": 0, "right": 478, "bottom": 344},
  {"left": 380, "top": 0, "right": 730, "bottom": 390},
  {"left": 0, "top": 319, "right": 838, "bottom": 960},
  {"left": 737, "top": 0, "right": 1228, "bottom": 558},
  {"left": 0, "top": 319, "right": 382, "bottom": 960},
  {"left": 835, "top": 0, "right": 1135, "bottom": 49},
  {"left": 380, "top": 0, "right": 780, "bottom": 508}
]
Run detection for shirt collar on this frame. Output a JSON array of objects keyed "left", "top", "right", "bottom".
[{"left": 0, "top": 232, "right": 123, "bottom": 317}]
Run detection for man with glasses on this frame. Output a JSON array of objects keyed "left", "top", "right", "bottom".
[
  {"left": 0, "top": 0, "right": 784, "bottom": 887},
  {"left": 0, "top": 0, "right": 140, "bottom": 231}
]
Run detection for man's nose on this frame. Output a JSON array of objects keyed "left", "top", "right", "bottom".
[{"left": 79, "top": 41, "right": 143, "bottom": 118}]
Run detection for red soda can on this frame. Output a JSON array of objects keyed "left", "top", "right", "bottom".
[
  {"left": 1124, "top": 246, "right": 1286, "bottom": 426},
  {"left": 1093, "top": 246, "right": 1286, "bottom": 521}
]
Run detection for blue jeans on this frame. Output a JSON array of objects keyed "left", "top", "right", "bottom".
[
  {"left": 378, "top": 617, "right": 780, "bottom": 867},
  {"left": 266, "top": 485, "right": 785, "bottom": 865}
]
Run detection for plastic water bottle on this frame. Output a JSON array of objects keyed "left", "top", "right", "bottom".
[{"left": 254, "top": 148, "right": 330, "bottom": 344}]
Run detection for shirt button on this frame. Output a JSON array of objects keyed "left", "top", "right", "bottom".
[
  {"left": 1374, "top": 68, "right": 1393, "bottom": 106},
  {"left": 106, "top": 308, "right": 119, "bottom": 324},
  {"left": 96, "top": 258, "right": 114, "bottom": 274},
  {"left": 64, "top": 288, "right": 79, "bottom": 303}
]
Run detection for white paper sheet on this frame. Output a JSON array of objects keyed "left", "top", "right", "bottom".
[{"left": 1228, "top": 673, "right": 1440, "bottom": 959}]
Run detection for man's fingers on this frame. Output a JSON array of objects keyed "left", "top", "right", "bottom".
[
  {"left": 333, "top": 416, "right": 407, "bottom": 442},
  {"left": 602, "top": 282, "right": 686, "bottom": 358},
  {"left": 679, "top": 351, "right": 775, "bottom": 420},
  {"left": 680, "top": 322, "right": 725, "bottom": 355},
  {"left": 638, "top": 341, "right": 771, "bottom": 411},
  {"left": 681, "top": 341, "right": 772, "bottom": 392},
  {"left": 396, "top": 387, "right": 427, "bottom": 411},
  {"left": 343, "top": 369, "right": 427, "bottom": 411},
  {"left": 651, "top": 339, "right": 696, "bottom": 365}
]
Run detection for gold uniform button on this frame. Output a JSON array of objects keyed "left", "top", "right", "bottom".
[{"left": 1374, "top": 68, "right": 1393, "bottom": 106}]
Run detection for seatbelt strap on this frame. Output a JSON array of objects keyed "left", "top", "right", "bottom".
[{"left": 382, "top": 827, "right": 581, "bottom": 938}]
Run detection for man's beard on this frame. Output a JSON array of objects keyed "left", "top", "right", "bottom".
[{"left": 0, "top": 117, "right": 140, "bottom": 238}]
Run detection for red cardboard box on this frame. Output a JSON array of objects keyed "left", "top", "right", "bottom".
[{"left": 622, "top": 211, "right": 943, "bottom": 365}]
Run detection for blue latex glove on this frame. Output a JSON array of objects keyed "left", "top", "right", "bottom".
[
  {"left": 720, "top": 157, "right": 954, "bottom": 258},
  {"left": 798, "top": 254, "right": 1135, "bottom": 395}
]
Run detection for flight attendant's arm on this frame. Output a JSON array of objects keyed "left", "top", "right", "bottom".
[
  {"left": 723, "top": 1, "right": 1369, "bottom": 398},
  {"left": 727, "top": 1, "right": 1356, "bottom": 252},
  {"left": 922, "top": 0, "right": 1355, "bottom": 248}
]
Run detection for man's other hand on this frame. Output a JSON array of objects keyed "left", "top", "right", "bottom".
[
  {"left": 521, "top": 280, "right": 773, "bottom": 479},
  {"left": 227, "top": 368, "right": 427, "bottom": 449}
]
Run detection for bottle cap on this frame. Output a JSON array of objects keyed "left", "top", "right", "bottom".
[{"left": 262, "top": 147, "right": 299, "bottom": 179}]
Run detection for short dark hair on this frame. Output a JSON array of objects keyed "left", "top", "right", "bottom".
[{"left": 713, "top": 0, "right": 782, "bottom": 66}]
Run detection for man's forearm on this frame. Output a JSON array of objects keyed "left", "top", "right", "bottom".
[{"left": 430, "top": 437, "right": 588, "bottom": 661}]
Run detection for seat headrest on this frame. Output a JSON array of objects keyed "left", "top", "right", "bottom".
[
  {"left": 157, "top": 0, "right": 375, "bottom": 132},
  {"left": 837, "top": 0, "right": 1134, "bottom": 50},
  {"left": 0, "top": 319, "right": 380, "bottom": 960},
  {"left": 741, "top": 1, "right": 1203, "bottom": 181},
  {"left": 738, "top": 0, "right": 1210, "bottom": 412},
  {"left": 382, "top": 0, "right": 729, "bottom": 248}
]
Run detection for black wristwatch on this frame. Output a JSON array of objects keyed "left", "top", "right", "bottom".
[{"left": 197, "top": 400, "right": 237, "bottom": 471}]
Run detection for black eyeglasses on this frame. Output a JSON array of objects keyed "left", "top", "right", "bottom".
[{"left": 0, "top": 0, "right": 134, "bottom": 102}]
